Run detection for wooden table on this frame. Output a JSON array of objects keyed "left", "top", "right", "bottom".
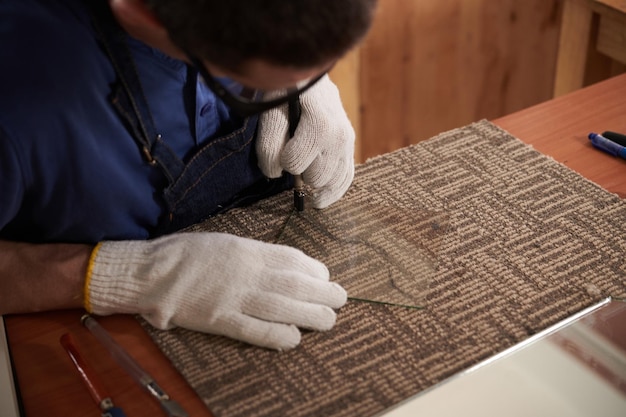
[
  {"left": 5, "top": 73, "right": 626, "bottom": 417},
  {"left": 498, "top": 73, "right": 626, "bottom": 198}
]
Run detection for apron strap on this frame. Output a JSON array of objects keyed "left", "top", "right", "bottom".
[{"left": 86, "top": 0, "right": 184, "bottom": 181}]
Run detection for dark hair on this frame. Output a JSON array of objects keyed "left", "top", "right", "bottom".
[{"left": 145, "top": 0, "right": 377, "bottom": 72}]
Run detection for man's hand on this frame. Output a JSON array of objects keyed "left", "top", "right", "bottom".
[
  {"left": 85, "top": 233, "right": 347, "bottom": 350},
  {"left": 256, "top": 75, "right": 355, "bottom": 209}
]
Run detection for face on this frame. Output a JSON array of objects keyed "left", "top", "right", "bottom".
[
  {"left": 205, "top": 59, "right": 334, "bottom": 92},
  {"left": 188, "top": 55, "right": 332, "bottom": 117}
]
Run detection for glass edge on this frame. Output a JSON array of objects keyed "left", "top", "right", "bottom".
[{"left": 374, "top": 296, "right": 615, "bottom": 417}]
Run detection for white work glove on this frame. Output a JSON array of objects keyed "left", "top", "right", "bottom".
[
  {"left": 84, "top": 232, "right": 347, "bottom": 350},
  {"left": 257, "top": 75, "right": 355, "bottom": 209}
]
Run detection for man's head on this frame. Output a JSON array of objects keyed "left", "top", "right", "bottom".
[
  {"left": 144, "top": 0, "right": 378, "bottom": 75},
  {"left": 110, "top": 0, "right": 377, "bottom": 113}
]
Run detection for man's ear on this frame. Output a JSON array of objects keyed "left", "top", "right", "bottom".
[
  {"left": 109, "top": 0, "right": 165, "bottom": 32},
  {"left": 108, "top": 0, "right": 187, "bottom": 60}
]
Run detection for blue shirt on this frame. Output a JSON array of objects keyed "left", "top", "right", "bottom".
[{"left": 0, "top": 0, "right": 237, "bottom": 243}]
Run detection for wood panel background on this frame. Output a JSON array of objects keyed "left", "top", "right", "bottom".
[
  {"left": 332, "top": 0, "right": 565, "bottom": 162},
  {"left": 554, "top": 0, "right": 626, "bottom": 96}
]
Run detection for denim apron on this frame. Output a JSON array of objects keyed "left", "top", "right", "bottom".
[{"left": 88, "top": 1, "right": 291, "bottom": 236}]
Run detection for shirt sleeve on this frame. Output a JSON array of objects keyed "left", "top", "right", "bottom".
[{"left": 0, "top": 125, "right": 26, "bottom": 231}]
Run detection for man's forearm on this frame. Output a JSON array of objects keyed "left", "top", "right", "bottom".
[{"left": 0, "top": 240, "right": 93, "bottom": 314}]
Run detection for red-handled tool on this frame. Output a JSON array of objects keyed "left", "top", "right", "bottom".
[{"left": 60, "top": 333, "right": 127, "bottom": 417}]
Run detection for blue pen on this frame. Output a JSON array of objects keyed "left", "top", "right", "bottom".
[{"left": 588, "top": 133, "right": 626, "bottom": 160}]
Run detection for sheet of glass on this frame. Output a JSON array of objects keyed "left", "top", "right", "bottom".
[
  {"left": 0, "top": 317, "right": 20, "bottom": 417},
  {"left": 379, "top": 298, "right": 626, "bottom": 417},
  {"left": 276, "top": 198, "right": 449, "bottom": 308}
]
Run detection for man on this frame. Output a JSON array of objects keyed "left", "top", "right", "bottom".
[{"left": 0, "top": 0, "right": 377, "bottom": 350}]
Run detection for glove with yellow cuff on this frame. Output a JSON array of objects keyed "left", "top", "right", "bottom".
[{"left": 84, "top": 232, "right": 347, "bottom": 350}]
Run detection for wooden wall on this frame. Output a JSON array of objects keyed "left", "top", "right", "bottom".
[{"left": 331, "top": 0, "right": 565, "bottom": 162}]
